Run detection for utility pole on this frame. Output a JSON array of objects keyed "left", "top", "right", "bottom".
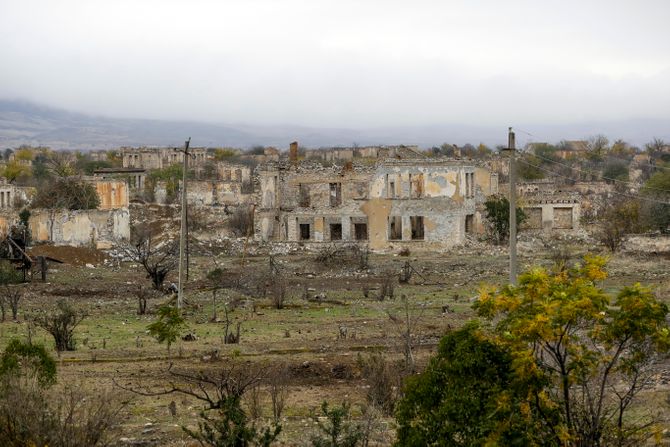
[
  {"left": 177, "top": 137, "right": 191, "bottom": 309},
  {"left": 507, "top": 127, "right": 518, "bottom": 285}
]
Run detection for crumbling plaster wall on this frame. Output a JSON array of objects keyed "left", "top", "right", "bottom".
[
  {"left": 521, "top": 202, "right": 580, "bottom": 231},
  {"left": 93, "top": 180, "right": 129, "bottom": 210},
  {"left": 29, "top": 209, "right": 130, "bottom": 248},
  {"left": 185, "top": 181, "right": 252, "bottom": 206},
  {"left": 256, "top": 161, "right": 485, "bottom": 250},
  {"left": 365, "top": 163, "right": 475, "bottom": 249}
]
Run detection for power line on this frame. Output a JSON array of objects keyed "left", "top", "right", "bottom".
[
  {"left": 602, "top": 153, "right": 670, "bottom": 172},
  {"left": 528, "top": 151, "right": 670, "bottom": 195},
  {"left": 516, "top": 158, "right": 670, "bottom": 206}
]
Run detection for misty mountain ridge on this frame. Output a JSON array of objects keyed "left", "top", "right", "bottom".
[{"left": 0, "top": 99, "right": 667, "bottom": 151}]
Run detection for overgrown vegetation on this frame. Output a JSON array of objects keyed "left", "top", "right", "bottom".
[
  {"left": 121, "top": 224, "right": 178, "bottom": 290},
  {"left": 33, "top": 299, "right": 86, "bottom": 352},
  {"left": 395, "top": 322, "right": 553, "bottom": 446},
  {"left": 227, "top": 204, "right": 255, "bottom": 237},
  {"left": 474, "top": 256, "right": 670, "bottom": 446},
  {"left": 311, "top": 401, "right": 363, "bottom": 447},
  {"left": 484, "top": 195, "right": 527, "bottom": 244},
  {"left": 31, "top": 177, "right": 100, "bottom": 209},
  {"left": 0, "top": 340, "right": 122, "bottom": 446},
  {"left": 147, "top": 304, "right": 187, "bottom": 355}
]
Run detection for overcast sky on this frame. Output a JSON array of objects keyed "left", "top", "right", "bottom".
[{"left": 1, "top": 0, "right": 669, "bottom": 131}]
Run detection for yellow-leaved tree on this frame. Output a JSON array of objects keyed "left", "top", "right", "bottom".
[{"left": 475, "top": 255, "right": 670, "bottom": 446}]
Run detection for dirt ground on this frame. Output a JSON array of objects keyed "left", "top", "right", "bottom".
[{"left": 1, "top": 241, "right": 670, "bottom": 446}]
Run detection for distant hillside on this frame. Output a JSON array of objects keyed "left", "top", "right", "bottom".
[
  {"left": 0, "top": 100, "right": 256, "bottom": 149},
  {"left": 0, "top": 99, "right": 667, "bottom": 150}
]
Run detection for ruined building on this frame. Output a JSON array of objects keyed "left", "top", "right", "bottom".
[
  {"left": 257, "top": 158, "right": 497, "bottom": 250},
  {"left": 121, "top": 146, "right": 208, "bottom": 169}
]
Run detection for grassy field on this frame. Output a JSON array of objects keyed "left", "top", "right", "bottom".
[{"left": 1, "top": 243, "right": 669, "bottom": 446}]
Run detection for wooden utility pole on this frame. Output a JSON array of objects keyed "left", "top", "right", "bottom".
[
  {"left": 507, "top": 127, "right": 518, "bottom": 285},
  {"left": 177, "top": 137, "right": 191, "bottom": 309}
]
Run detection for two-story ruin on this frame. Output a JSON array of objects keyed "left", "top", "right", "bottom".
[
  {"left": 257, "top": 158, "right": 497, "bottom": 250},
  {"left": 121, "top": 146, "right": 208, "bottom": 169}
]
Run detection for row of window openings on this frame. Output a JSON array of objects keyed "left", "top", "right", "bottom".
[
  {"left": 298, "top": 183, "right": 342, "bottom": 207},
  {"left": 299, "top": 222, "right": 368, "bottom": 241},
  {"left": 386, "top": 173, "right": 476, "bottom": 199},
  {"left": 386, "top": 174, "right": 425, "bottom": 199},
  {"left": 388, "top": 216, "right": 424, "bottom": 240},
  {"left": 299, "top": 214, "right": 474, "bottom": 242},
  {"left": 300, "top": 217, "right": 425, "bottom": 242},
  {"left": 390, "top": 214, "right": 474, "bottom": 240},
  {"left": 301, "top": 175, "right": 444, "bottom": 206}
]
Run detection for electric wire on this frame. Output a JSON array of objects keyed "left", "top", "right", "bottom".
[
  {"left": 516, "top": 157, "right": 670, "bottom": 206},
  {"left": 528, "top": 151, "right": 670, "bottom": 195}
]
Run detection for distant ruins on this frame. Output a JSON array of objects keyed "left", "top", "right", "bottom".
[{"left": 1, "top": 136, "right": 665, "bottom": 251}]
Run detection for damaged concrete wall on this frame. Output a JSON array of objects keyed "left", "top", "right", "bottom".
[
  {"left": 0, "top": 184, "right": 33, "bottom": 209},
  {"left": 122, "top": 147, "right": 209, "bottom": 170},
  {"left": 257, "top": 160, "right": 482, "bottom": 250},
  {"left": 185, "top": 181, "right": 253, "bottom": 206},
  {"left": 29, "top": 208, "right": 130, "bottom": 248},
  {"left": 93, "top": 180, "right": 129, "bottom": 210},
  {"left": 365, "top": 161, "right": 476, "bottom": 249},
  {"left": 216, "top": 164, "right": 251, "bottom": 184},
  {"left": 521, "top": 201, "right": 580, "bottom": 231}
]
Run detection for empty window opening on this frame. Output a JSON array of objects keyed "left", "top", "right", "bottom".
[
  {"left": 354, "top": 223, "right": 368, "bottom": 240},
  {"left": 329, "top": 182, "right": 342, "bottom": 206},
  {"left": 389, "top": 216, "right": 403, "bottom": 240},
  {"left": 299, "top": 224, "right": 311, "bottom": 240},
  {"left": 299, "top": 183, "right": 310, "bottom": 207},
  {"left": 411, "top": 216, "right": 424, "bottom": 240},
  {"left": 330, "top": 223, "right": 342, "bottom": 240},
  {"left": 465, "top": 214, "right": 474, "bottom": 234}
]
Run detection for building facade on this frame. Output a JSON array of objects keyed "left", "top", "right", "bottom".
[{"left": 257, "top": 159, "right": 496, "bottom": 250}]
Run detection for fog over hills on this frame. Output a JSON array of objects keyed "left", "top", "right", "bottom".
[{"left": 0, "top": 99, "right": 667, "bottom": 151}]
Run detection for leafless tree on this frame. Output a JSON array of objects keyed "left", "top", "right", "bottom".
[
  {"left": 227, "top": 204, "right": 254, "bottom": 237},
  {"left": 587, "top": 134, "right": 610, "bottom": 158},
  {"left": 135, "top": 286, "right": 157, "bottom": 315},
  {"left": 378, "top": 272, "right": 395, "bottom": 301},
  {"left": 386, "top": 294, "right": 426, "bottom": 373},
  {"left": 268, "top": 256, "right": 287, "bottom": 309},
  {"left": 268, "top": 363, "right": 289, "bottom": 424},
  {"left": 645, "top": 137, "right": 666, "bottom": 155},
  {"left": 1, "top": 285, "right": 23, "bottom": 321},
  {"left": 359, "top": 352, "right": 398, "bottom": 415},
  {"left": 114, "top": 360, "right": 266, "bottom": 411},
  {"left": 246, "top": 382, "right": 263, "bottom": 421},
  {"left": 31, "top": 177, "right": 100, "bottom": 210},
  {"left": 222, "top": 304, "right": 241, "bottom": 344},
  {"left": 45, "top": 150, "right": 77, "bottom": 177},
  {"left": 120, "top": 224, "right": 178, "bottom": 290},
  {"left": 0, "top": 378, "right": 124, "bottom": 447}
]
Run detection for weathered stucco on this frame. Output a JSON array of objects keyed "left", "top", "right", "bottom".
[
  {"left": 521, "top": 201, "right": 580, "bottom": 231},
  {"left": 184, "top": 181, "right": 253, "bottom": 206},
  {"left": 257, "top": 159, "right": 482, "bottom": 250},
  {"left": 94, "top": 180, "right": 129, "bottom": 210},
  {"left": 29, "top": 209, "right": 130, "bottom": 248}
]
